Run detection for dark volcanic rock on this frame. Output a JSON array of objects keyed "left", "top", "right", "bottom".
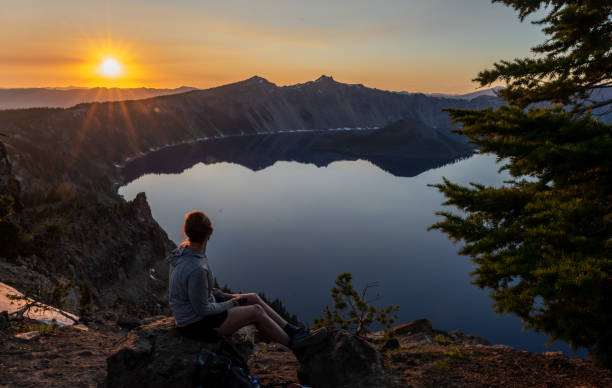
[
  {"left": 391, "top": 318, "right": 434, "bottom": 336},
  {"left": 116, "top": 315, "right": 144, "bottom": 330},
  {"left": 0, "top": 191, "right": 174, "bottom": 319},
  {"left": 295, "top": 329, "right": 406, "bottom": 388},
  {"left": 381, "top": 337, "right": 400, "bottom": 351},
  {"left": 0, "top": 310, "right": 9, "bottom": 331},
  {"left": 463, "top": 333, "right": 490, "bottom": 345},
  {"left": 67, "top": 192, "right": 173, "bottom": 316},
  {"left": 388, "top": 318, "right": 490, "bottom": 347},
  {"left": 105, "top": 317, "right": 252, "bottom": 388},
  {"left": 0, "top": 141, "right": 21, "bottom": 209}
]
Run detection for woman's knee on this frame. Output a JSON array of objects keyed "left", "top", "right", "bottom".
[
  {"left": 249, "top": 304, "right": 265, "bottom": 319},
  {"left": 247, "top": 293, "right": 261, "bottom": 304}
]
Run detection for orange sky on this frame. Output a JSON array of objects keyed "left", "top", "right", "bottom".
[{"left": 0, "top": 1, "right": 544, "bottom": 93}]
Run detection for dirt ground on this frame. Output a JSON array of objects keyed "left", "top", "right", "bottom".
[
  {"left": 2, "top": 318, "right": 612, "bottom": 388},
  {"left": 0, "top": 319, "right": 123, "bottom": 388},
  {"left": 247, "top": 329, "right": 612, "bottom": 388}
]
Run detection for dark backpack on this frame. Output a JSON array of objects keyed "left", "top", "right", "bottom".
[{"left": 192, "top": 342, "right": 252, "bottom": 388}]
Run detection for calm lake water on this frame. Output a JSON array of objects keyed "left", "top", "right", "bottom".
[{"left": 119, "top": 134, "right": 583, "bottom": 357}]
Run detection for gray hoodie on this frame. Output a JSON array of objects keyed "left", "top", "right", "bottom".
[{"left": 167, "top": 245, "right": 233, "bottom": 326}]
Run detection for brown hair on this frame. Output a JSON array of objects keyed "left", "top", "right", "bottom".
[{"left": 183, "top": 211, "right": 213, "bottom": 244}]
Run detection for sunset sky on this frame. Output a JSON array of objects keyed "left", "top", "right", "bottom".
[{"left": 1, "top": 0, "right": 544, "bottom": 93}]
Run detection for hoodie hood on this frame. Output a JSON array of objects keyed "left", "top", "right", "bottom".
[{"left": 167, "top": 244, "right": 206, "bottom": 266}]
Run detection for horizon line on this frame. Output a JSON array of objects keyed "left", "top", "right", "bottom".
[{"left": 0, "top": 74, "right": 499, "bottom": 96}]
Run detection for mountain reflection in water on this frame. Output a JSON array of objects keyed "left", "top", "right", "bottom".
[{"left": 121, "top": 131, "right": 468, "bottom": 184}]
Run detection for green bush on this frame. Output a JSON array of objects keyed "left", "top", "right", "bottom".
[
  {"left": 25, "top": 323, "right": 57, "bottom": 336},
  {"left": 313, "top": 272, "right": 399, "bottom": 337},
  {"left": 0, "top": 195, "right": 14, "bottom": 219},
  {"left": 39, "top": 323, "right": 56, "bottom": 335},
  {"left": 434, "top": 334, "right": 453, "bottom": 345},
  {"left": 444, "top": 348, "right": 471, "bottom": 359},
  {"left": 431, "top": 358, "right": 450, "bottom": 371},
  {"left": 49, "top": 280, "right": 75, "bottom": 310}
]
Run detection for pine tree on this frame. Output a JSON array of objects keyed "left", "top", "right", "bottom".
[
  {"left": 430, "top": 1, "right": 612, "bottom": 368},
  {"left": 313, "top": 273, "right": 399, "bottom": 338}
]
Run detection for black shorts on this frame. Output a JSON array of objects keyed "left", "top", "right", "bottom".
[{"left": 177, "top": 310, "right": 228, "bottom": 342}]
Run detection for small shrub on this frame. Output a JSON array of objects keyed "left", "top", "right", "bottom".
[
  {"left": 40, "top": 323, "right": 56, "bottom": 335},
  {"left": 444, "top": 348, "right": 469, "bottom": 359},
  {"left": 0, "top": 195, "right": 15, "bottom": 219},
  {"left": 434, "top": 334, "right": 453, "bottom": 345},
  {"left": 25, "top": 323, "right": 56, "bottom": 336},
  {"left": 313, "top": 272, "right": 400, "bottom": 337},
  {"left": 384, "top": 347, "right": 406, "bottom": 356},
  {"left": 48, "top": 280, "right": 75, "bottom": 310},
  {"left": 431, "top": 358, "right": 450, "bottom": 371}
]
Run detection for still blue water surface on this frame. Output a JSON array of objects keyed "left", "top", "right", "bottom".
[{"left": 119, "top": 145, "right": 583, "bottom": 357}]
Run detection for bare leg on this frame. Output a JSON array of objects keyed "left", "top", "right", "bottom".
[
  {"left": 215, "top": 305, "right": 290, "bottom": 346},
  {"left": 235, "top": 293, "right": 288, "bottom": 328}
]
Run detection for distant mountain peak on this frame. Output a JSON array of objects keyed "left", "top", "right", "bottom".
[
  {"left": 0, "top": 86, "right": 201, "bottom": 109},
  {"left": 211, "top": 76, "right": 278, "bottom": 93},
  {"left": 315, "top": 75, "right": 335, "bottom": 83},
  {"left": 246, "top": 75, "right": 275, "bottom": 85},
  {"left": 426, "top": 86, "right": 504, "bottom": 100}
]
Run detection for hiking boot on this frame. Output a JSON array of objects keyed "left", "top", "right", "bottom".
[{"left": 289, "top": 327, "right": 328, "bottom": 351}]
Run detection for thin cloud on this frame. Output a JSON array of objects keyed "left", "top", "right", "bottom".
[
  {"left": 0, "top": 55, "right": 83, "bottom": 66},
  {"left": 201, "top": 18, "right": 404, "bottom": 49}
]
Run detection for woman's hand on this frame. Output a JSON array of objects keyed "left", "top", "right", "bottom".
[
  {"left": 230, "top": 296, "right": 249, "bottom": 306},
  {"left": 231, "top": 293, "right": 257, "bottom": 304}
]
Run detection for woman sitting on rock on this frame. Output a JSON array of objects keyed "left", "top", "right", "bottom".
[{"left": 167, "top": 210, "right": 322, "bottom": 350}]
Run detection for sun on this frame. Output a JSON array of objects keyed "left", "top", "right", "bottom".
[
  {"left": 100, "top": 58, "right": 121, "bottom": 77},
  {"left": 79, "top": 40, "right": 143, "bottom": 86}
]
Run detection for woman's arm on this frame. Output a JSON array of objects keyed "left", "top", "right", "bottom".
[
  {"left": 212, "top": 288, "right": 234, "bottom": 300},
  {"left": 187, "top": 268, "right": 235, "bottom": 315}
]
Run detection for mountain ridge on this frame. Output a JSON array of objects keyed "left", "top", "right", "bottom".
[
  {"left": 0, "top": 75, "right": 503, "bottom": 195},
  {"left": 0, "top": 86, "right": 198, "bottom": 110}
]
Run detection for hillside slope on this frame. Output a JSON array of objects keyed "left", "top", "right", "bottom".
[
  {"left": 0, "top": 86, "right": 197, "bottom": 110},
  {"left": 0, "top": 75, "right": 500, "bottom": 195}
]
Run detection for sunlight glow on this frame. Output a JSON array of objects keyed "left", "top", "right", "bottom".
[
  {"left": 100, "top": 58, "right": 121, "bottom": 77},
  {"left": 69, "top": 39, "right": 146, "bottom": 87}
]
